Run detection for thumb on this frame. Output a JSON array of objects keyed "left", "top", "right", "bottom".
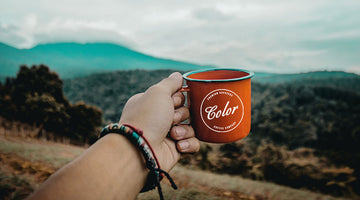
[{"left": 157, "top": 72, "right": 183, "bottom": 95}]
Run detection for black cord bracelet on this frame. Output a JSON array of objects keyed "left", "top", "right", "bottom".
[{"left": 98, "top": 123, "right": 177, "bottom": 200}]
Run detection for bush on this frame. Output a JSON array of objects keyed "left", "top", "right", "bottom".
[
  {"left": 0, "top": 65, "right": 102, "bottom": 144},
  {"left": 67, "top": 102, "right": 102, "bottom": 142}
]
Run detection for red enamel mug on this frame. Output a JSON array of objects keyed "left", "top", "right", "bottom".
[{"left": 182, "top": 68, "right": 254, "bottom": 143}]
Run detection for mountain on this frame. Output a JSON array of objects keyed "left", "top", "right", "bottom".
[
  {"left": 0, "top": 42, "right": 212, "bottom": 78},
  {"left": 252, "top": 70, "right": 358, "bottom": 83},
  {"left": 252, "top": 71, "right": 360, "bottom": 93},
  {"left": 1, "top": 42, "right": 359, "bottom": 88}
]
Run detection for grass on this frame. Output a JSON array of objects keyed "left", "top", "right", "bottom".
[
  {"left": 0, "top": 135, "right": 355, "bottom": 200},
  {"left": 137, "top": 185, "right": 222, "bottom": 200},
  {"left": 167, "top": 165, "right": 352, "bottom": 200},
  {"left": 0, "top": 171, "right": 35, "bottom": 200},
  {"left": 0, "top": 137, "right": 84, "bottom": 168}
]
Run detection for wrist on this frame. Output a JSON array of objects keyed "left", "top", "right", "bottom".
[
  {"left": 99, "top": 123, "right": 178, "bottom": 199},
  {"left": 101, "top": 133, "right": 148, "bottom": 179},
  {"left": 118, "top": 119, "right": 163, "bottom": 146},
  {"left": 100, "top": 123, "right": 161, "bottom": 169}
]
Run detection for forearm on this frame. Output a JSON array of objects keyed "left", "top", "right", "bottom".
[{"left": 27, "top": 134, "right": 148, "bottom": 200}]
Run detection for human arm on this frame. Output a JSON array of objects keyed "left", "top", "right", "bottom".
[{"left": 26, "top": 72, "right": 200, "bottom": 199}]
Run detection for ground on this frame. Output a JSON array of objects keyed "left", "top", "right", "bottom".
[{"left": 0, "top": 135, "right": 352, "bottom": 200}]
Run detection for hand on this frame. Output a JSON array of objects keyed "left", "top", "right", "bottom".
[{"left": 119, "top": 72, "right": 200, "bottom": 171}]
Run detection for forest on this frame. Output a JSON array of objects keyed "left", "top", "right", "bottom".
[
  {"left": 63, "top": 68, "right": 360, "bottom": 197},
  {"left": 0, "top": 65, "right": 102, "bottom": 144},
  {"left": 1, "top": 65, "right": 360, "bottom": 198}
]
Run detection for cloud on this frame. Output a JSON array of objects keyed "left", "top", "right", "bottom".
[
  {"left": 193, "top": 8, "right": 233, "bottom": 22},
  {"left": 0, "top": 23, "right": 28, "bottom": 47},
  {"left": 0, "top": 14, "right": 134, "bottom": 48},
  {"left": 34, "top": 18, "right": 134, "bottom": 46},
  {"left": 0, "top": 0, "right": 359, "bottom": 74},
  {"left": 346, "top": 66, "right": 360, "bottom": 74}
]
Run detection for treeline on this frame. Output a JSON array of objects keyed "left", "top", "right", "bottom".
[
  {"left": 62, "top": 69, "right": 360, "bottom": 155},
  {"left": 251, "top": 82, "right": 360, "bottom": 150},
  {"left": 0, "top": 65, "right": 102, "bottom": 144},
  {"left": 63, "top": 69, "right": 180, "bottom": 122}
]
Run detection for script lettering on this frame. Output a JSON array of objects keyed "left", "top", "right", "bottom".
[{"left": 205, "top": 101, "right": 239, "bottom": 120}]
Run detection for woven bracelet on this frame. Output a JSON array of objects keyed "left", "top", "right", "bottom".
[{"left": 99, "top": 123, "right": 177, "bottom": 200}]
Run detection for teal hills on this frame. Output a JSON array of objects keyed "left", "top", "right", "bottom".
[
  {"left": 0, "top": 42, "right": 212, "bottom": 78},
  {"left": 0, "top": 42, "right": 359, "bottom": 86}
]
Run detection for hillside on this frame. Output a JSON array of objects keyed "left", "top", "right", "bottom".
[
  {"left": 0, "top": 42, "right": 210, "bottom": 78},
  {"left": 0, "top": 135, "right": 352, "bottom": 200},
  {"left": 62, "top": 69, "right": 360, "bottom": 197}
]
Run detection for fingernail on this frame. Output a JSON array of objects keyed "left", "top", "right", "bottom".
[
  {"left": 179, "top": 141, "right": 189, "bottom": 150},
  {"left": 175, "top": 126, "right": 185, "bottom": 138}
]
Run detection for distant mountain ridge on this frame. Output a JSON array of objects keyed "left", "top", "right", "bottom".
[
  {"left": 252, "top": 70, "right": 360, "bottom": 93},
  {"left": 1, "top": 42, "right": 359, "bottom": 85},
  {"left": 0, "top": 42, "right": 212, "bottom": 78},
  {"left": 252, "top": 70, "right": 359, "bottom": 84}
]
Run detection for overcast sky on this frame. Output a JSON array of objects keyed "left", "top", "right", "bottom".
[{"left": 1, "top": 0, "right": 359, "bottom": 74}]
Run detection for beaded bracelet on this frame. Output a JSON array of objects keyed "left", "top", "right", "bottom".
[{"left": 99, "top": 123, "right": 177, "bottom": 200}]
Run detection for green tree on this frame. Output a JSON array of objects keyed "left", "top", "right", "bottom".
[
  {"left": 0, "top": 64, "right": 103, "bottom": 144},
  {"left": 67, "top": 102, "right": 102, "bottom": 143},
  {"left": 24, "top": 93, "right": 70, "bottom": 135}
]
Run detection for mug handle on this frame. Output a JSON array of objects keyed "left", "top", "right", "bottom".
[
  {"left": 179, "top": 85, "right": 190, "bottom": 92},
  {"left": 179, "top": 86, "right": 191, "bottom": 125}
]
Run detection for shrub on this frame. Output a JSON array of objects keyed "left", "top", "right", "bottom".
[{"left": 0, "top": 65, "right": 102, "bottom": 144}]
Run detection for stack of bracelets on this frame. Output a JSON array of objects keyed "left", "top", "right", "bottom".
[{"left": 98, "top": 123, "right": 177, "bottom": 200}]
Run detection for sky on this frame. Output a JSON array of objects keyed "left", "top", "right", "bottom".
[{"left": 1, "top": 0, "right": 360, "bottom": 74}]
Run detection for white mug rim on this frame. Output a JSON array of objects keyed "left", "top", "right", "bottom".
[{"left": 183, "top": 68, "right": 254, "bottom": 83}]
